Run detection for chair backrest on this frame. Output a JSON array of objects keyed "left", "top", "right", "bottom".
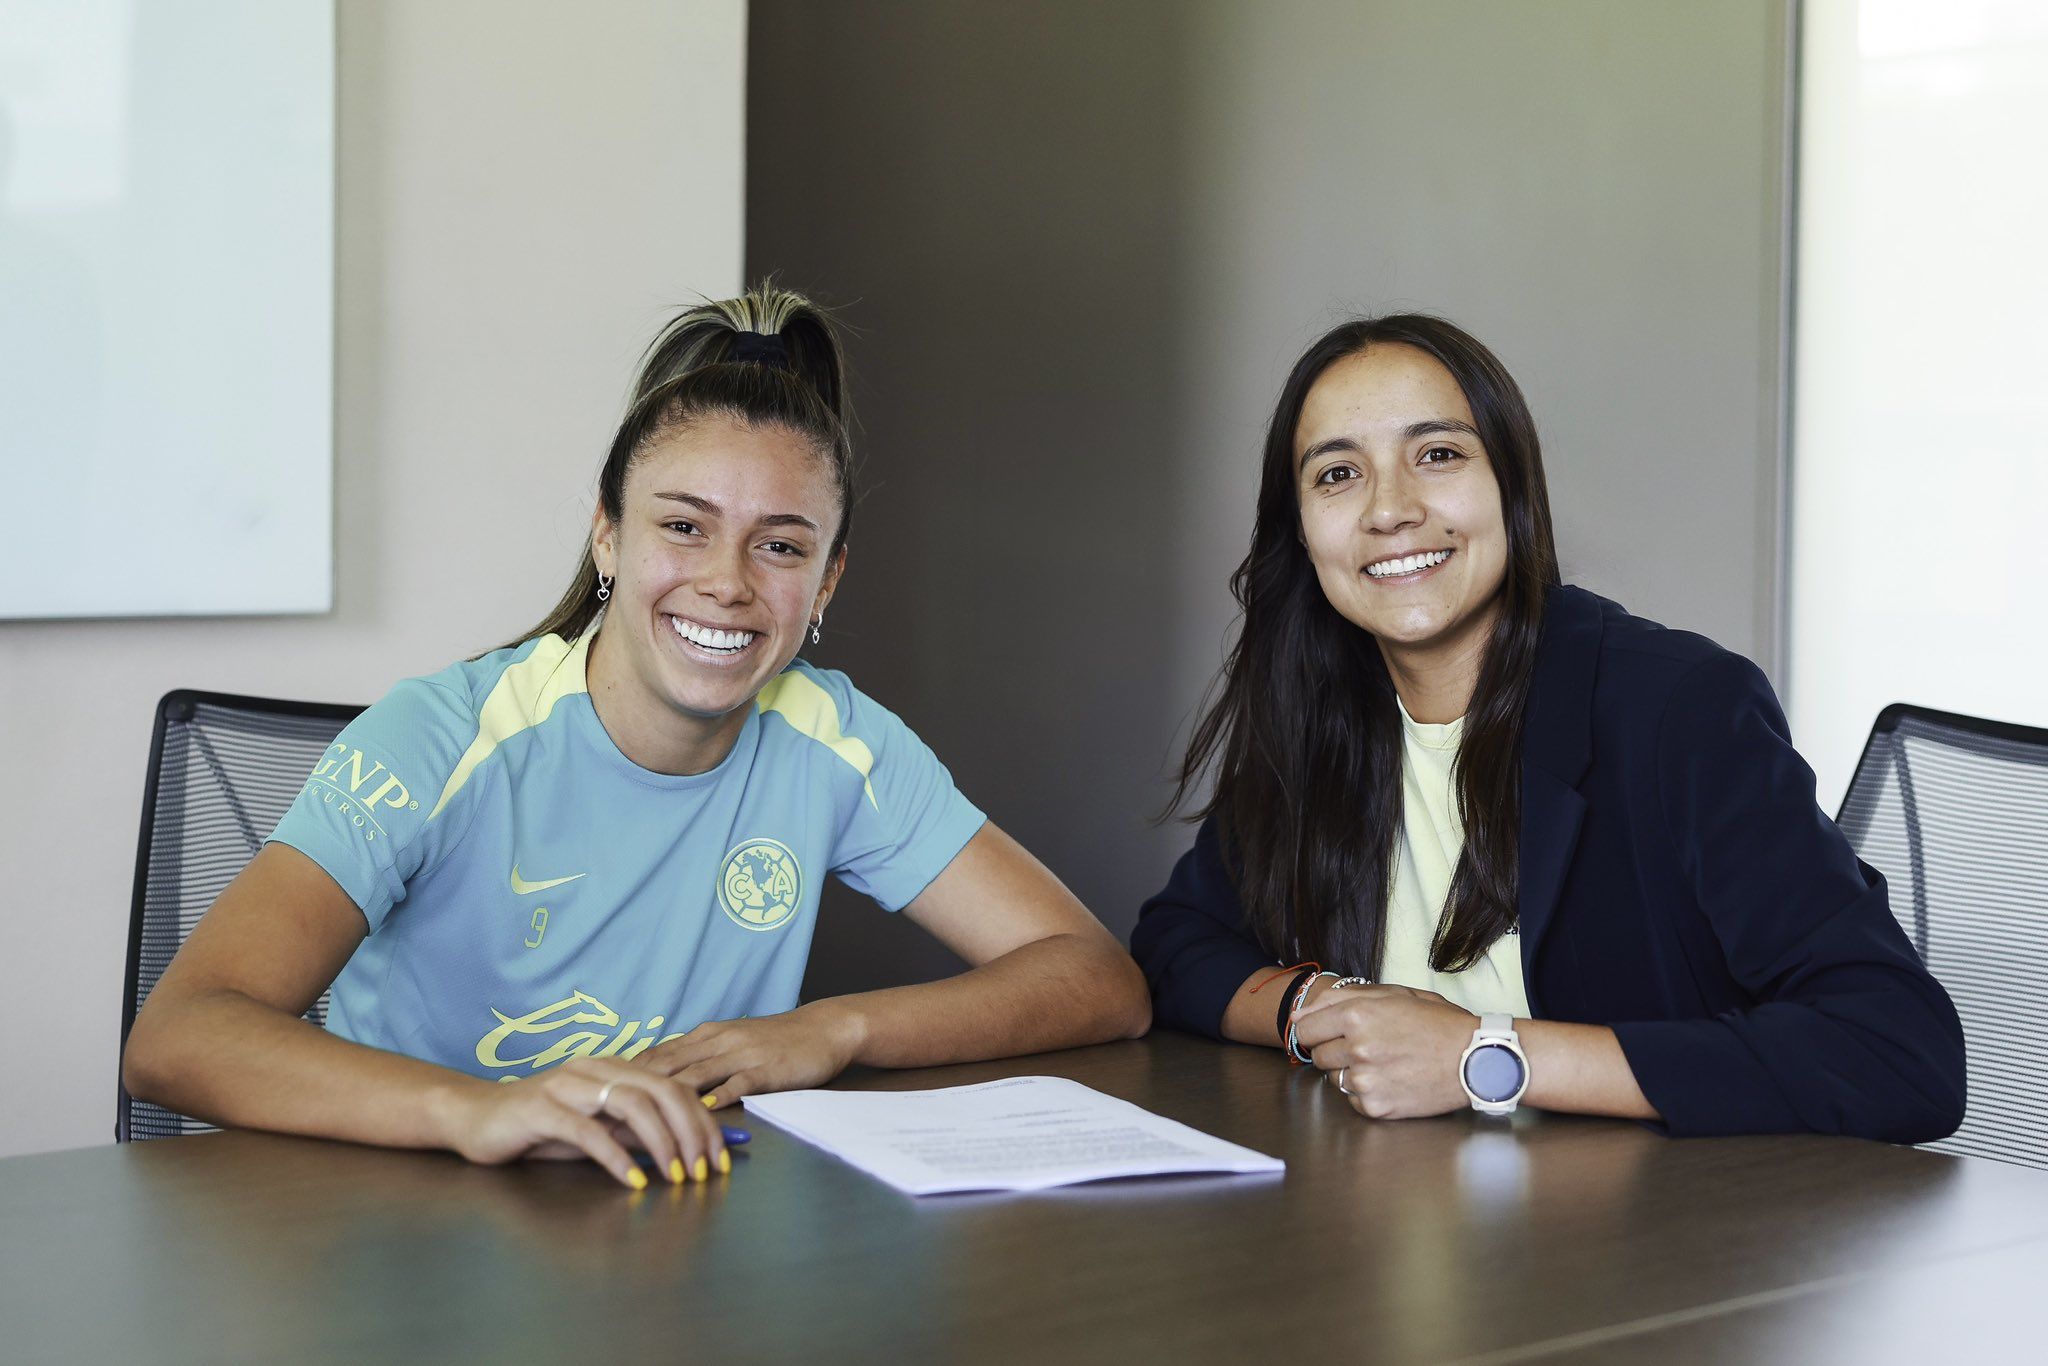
[
  {"left": 1836, "top": 703, "right": 2048, "bottom": 1169},
  {"left": 119, "top": 689, "right": 365, "bottom": 1141}
]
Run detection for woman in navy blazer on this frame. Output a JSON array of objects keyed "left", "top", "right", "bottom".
[{"left": 1133, "top": 316, "right": 1964, "bottom": 1142}]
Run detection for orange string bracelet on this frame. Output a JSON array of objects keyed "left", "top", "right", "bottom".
[{"left": 1249, "top": 961, "right": 1320, "bottom": 994}]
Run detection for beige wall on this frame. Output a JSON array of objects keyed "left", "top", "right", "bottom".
[{"left": 0, "top": 0, "right": 745, "bottom": 1158}]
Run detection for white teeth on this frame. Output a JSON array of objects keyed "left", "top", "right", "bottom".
[
  {"left": 669, "top": 617, "right": 755, "bottom": 652},
  {"left": 1367, "top": 549, "right": 1451, "bottom": 579}
]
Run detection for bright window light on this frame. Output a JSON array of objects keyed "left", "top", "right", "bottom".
[{"left": 1791, "top": 0, "right": 2048, "bottom": 806}]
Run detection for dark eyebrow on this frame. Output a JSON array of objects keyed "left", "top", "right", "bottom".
[
  {"left": 654, "top": 491, "right": 720, "bottom": 515},
  {"left": 1405, "top": 419, "right": 1480, "bottom": 440},
  {"left": 653, "top": 491, "right": 818, "bottom": 535}
]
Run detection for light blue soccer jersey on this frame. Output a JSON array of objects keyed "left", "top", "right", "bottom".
[{"left": 268, "top": 632, "right": 986, "bottom": 1081}]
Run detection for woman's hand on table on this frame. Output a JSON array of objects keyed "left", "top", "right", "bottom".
[
  {"left": 442, "top": 1055, "right": 727, "bottom": 1189},
  {"left": 633, "top": 1001, "right": 867, "bottom": 1110},
  {"left": 1292, "top": 984, "right": 1477, "bottom": 1119}
]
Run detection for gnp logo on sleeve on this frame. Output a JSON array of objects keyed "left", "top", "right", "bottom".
[{"left": 306, "top": 743, "right": 421, "bottom": 844}]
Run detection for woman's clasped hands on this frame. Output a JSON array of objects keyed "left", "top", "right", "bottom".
[
  {"left": 447, "top": 1055, "right": 729, "bottom": 1190},
  {"left": 440, "top": 1002, "right": 873, "bottom": 1190},
  {"left": 1293, "top": 983, "right": 1480, "bottom": 1119}
]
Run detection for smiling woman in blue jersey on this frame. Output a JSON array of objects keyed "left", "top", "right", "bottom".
[
  {"left": 1132, "top": 314, "right": 1964, "bottom": 1142},
  {"left": 124, "top": 285, "right": 1151, "bottom": 1189}
]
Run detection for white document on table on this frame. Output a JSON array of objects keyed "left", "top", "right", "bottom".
[{"left": 741, "top": 1075, "right": 1284, "bottom": 1195}]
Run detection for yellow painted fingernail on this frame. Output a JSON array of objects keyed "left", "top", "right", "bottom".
[
  {"left": 627, "top": 1168, "right": 649, "bottom": 1191},
  {"left": 717, "top": 1149, "right": 731, "bottom": 1175},
  {"left": 693, "top": 1156, "right": 709, "bottom": 1183},
  {"left": 668, "top": 1158, "right": 686, "bottom": 1185},
  {"left": 702, "top": 1095, "right": 717, "bottom": 1108}
]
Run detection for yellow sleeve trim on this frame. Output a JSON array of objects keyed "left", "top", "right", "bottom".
[
  {"left": 757, "top": 670, "right": 879, "bottom": 809},
  {"left": 429, "top": 633, "right": 591, "bottom": 820}
]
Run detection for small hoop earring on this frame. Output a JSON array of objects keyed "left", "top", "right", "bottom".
[
  {"left": 810, "top": 617, "right": 822, "bottom": 646},
  {"left": 595, "top": 573, "right": 613, "bottom": 603}
]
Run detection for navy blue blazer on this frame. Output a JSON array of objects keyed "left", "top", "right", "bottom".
[{"left": 1132, "top": 585, "right": 1966, "bottom": 1143}]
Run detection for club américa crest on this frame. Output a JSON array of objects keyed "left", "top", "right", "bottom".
[{"left": 718, "top": 838, "right": 802, "bottom": 931}]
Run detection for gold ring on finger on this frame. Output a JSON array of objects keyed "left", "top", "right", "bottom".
[{"left": 594, "top": 1080, "right": 619, "bottom": 1115}]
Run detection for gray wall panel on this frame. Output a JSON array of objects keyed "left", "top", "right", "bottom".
[{"left": 749, "top": 0, "right": 1789, "bottom": 996}]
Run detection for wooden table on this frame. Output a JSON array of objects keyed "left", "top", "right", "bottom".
[{"left": 4, "top": 1034, "right": 2042, "bottom": 1364}]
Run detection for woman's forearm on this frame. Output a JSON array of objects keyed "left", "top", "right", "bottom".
[
  {"left": 123, "top": 986, "right": 489, "bottom": 1150},
  {"left": 801, "top": 930, "right": 1150, "bottom": 1070},
  {"left": 1516, "top": 1019, "right": 1660, "bottom": 1121}
]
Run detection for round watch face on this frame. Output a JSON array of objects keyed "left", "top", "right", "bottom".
[{"left": 1464, "top": 1043, "right": 1525, "bottom": 1104}]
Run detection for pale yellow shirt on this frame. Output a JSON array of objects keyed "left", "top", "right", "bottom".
[{"left": 1377, "top": 698, "right": 1531, "bottom": 1017}]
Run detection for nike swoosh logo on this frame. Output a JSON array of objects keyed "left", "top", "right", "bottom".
[{"left": 510, "top": 866, "right": 587, "bottom": 895}]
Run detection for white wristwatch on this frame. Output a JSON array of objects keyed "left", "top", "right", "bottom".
[{"left": 1458, "top": 1013, "right": 1530, "bottom": 1115}]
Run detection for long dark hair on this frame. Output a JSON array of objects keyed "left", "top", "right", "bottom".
[
  {"left": 511, "top": 284, "right": 854, "bottom": 648},
  {"left": 1168, "top": 315, "right": 1559, "bottom": 975}
]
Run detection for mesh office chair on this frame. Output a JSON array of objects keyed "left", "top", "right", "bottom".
[
  {"left": 118, "top": 689, "right": 365, "bottom": 1141},
  {"left": 1836, "top": 703, "right": 2048, "bottom": 1169}
]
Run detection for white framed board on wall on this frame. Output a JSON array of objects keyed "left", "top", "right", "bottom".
[{"left": 0, "top": 0, "right": 334, "bottom": 619}]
